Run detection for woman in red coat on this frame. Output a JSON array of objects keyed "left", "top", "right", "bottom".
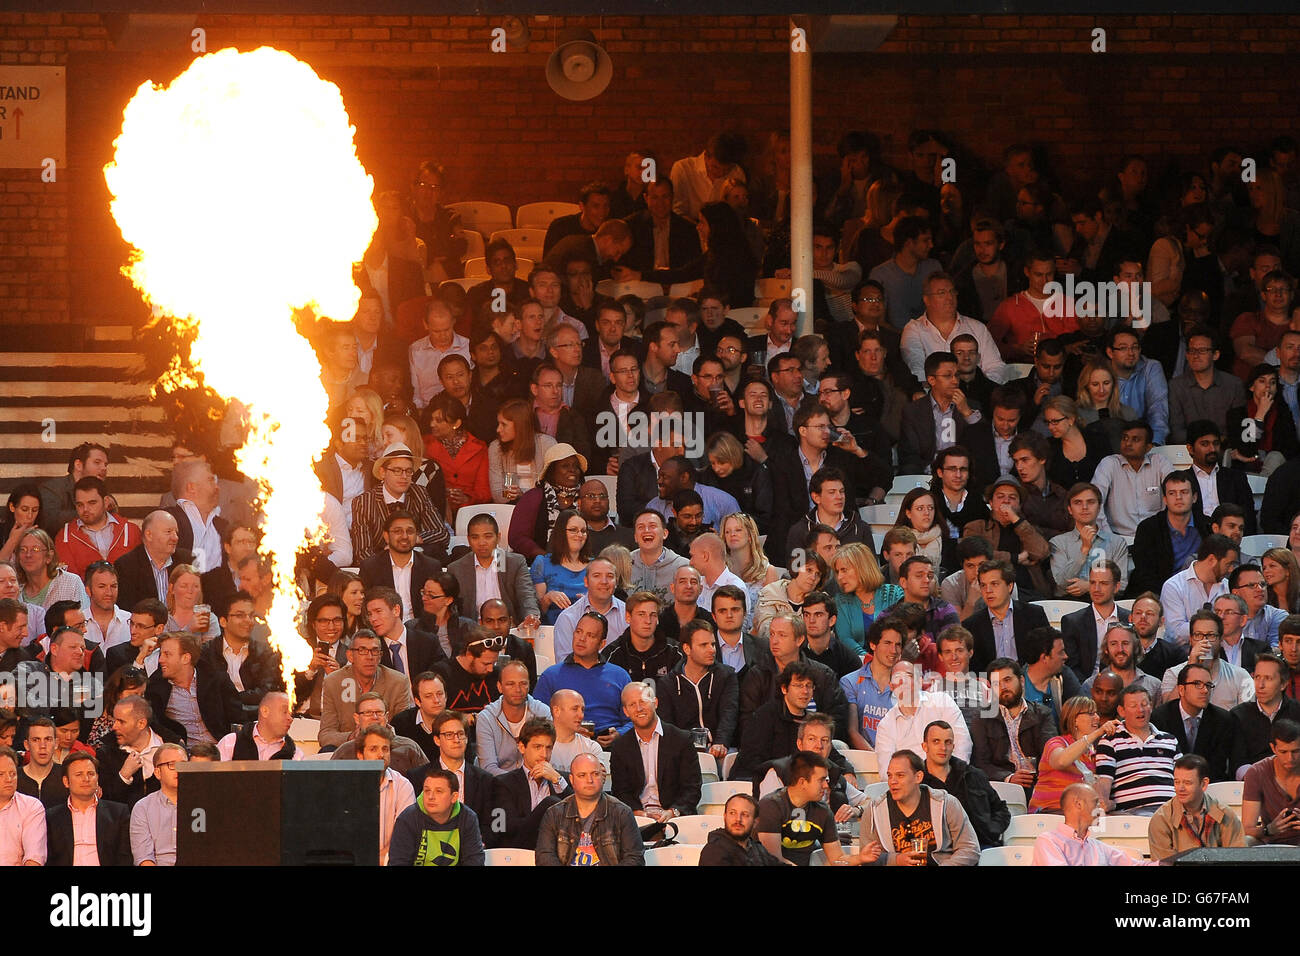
[{"left": 424, "top": 393, "right": 491, "bottom": 520}]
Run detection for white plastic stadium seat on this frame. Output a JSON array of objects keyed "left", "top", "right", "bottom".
[
  {"left": 532, "top": 626, "right": 556, "bottom": 660},
  {"left": 1001, "top": 363, "right": 1033, "bottom": 381},
  {"left": 645, "top": 844, "right": 704, "bottom": 866},
  {"left": 595, "top": 279, "right": 664, "bottom": 300},
  {"left": 1246, "top": 473, "right": 1267, "bottom": 512},
  {"left": 448, "top": 201, "right": 513, "bottom": 239},
  {"left": 1093, "top": 814, "right": 1150, "bottom": 856},
  {"left": 668, "top": 814, "right": 723, "bottom": 845},
  {"left": 860, "top": 504, "right": 900, "bottom": 542},
  {"left": 454, "top": 503, "right": 516, "bottom": 538},
  {"left": 460, "top": 229, "right": 485, "bottom": 262},
  {"left": 721, "top": 751, "right": 738, "bottom": 780},
  {"left": 990, "top": 780, "right": 1029, "bottom": 815},
  {"left": 1152, "top": 444, "right": 1192, "bottom": 467},
  {"left": 1205, "top": 781, "right": 1243, "bottom": 811},
  {"left": 489, "top": 228, "right": 546, "bottom": 262},
  {"left": 442, "top": 277, "right": 479, "bottom": 292},
  {"left": 860, "top": 781, "right": 887, "bottom": 800},
  {"left": 726, "top": 307, "right": 765, "bottom": 334},
  {"left": 698, "top": 752, "right": 720, "bottom": 784},
  {"left": 485, "top": 848, "right": 535, "bottom": 866},
  {"left": 699, "top": 780, "right": 752, "bottom": 815},
  {"left": 979, "top": 845, "right": 1033, "bottom": 866},
  {"left": 754, "top": 277, "right": 792, "bottom": 299},
  {"left": 1004, "top": 814, "right": 1063, "bottom": 845},
  {"left": 1115, "top": 598, "right": 1134, "bottom": 612},
  {"left": 516, "top": 201, "right": 580, "bottom": 229},
  {"left": 533, "top": 653, "right": 554, "bottom": 673},
  {"left": 289, "top": 717, "right": 319, "bottom": 742},
  {"left": 1031, "top": 599, "right": 1089, "bottom": 629},
  {"left": 839, "top": 749, "right": 879, "bottom": 783},
  {"left": 888, "top": 474, "right": 932, "bottom": 497},
  {"left": 1240, "top": 533, "right": 1286, "bottom": 561},
  {"left": 668, "top": 280, "right": 704, "bottom": 297}
]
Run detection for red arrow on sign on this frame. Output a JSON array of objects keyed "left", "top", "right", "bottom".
[{"left": 12, "top": 108, "right": 22, "bottom": 140}]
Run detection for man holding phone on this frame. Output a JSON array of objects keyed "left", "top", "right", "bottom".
[{"left": 1240, "top": 719, "right": 1300, "bottom": 846}]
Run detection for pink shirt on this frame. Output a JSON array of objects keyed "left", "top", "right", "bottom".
[
  {"left": 0, "top": 792, "right": 47, "bottom": 865},
  {"left": 69, "top": 799, "right": 100, "bottom": 866},
  {"left": 1032, "top": 823, "right": 1148, "bottom": 866}
]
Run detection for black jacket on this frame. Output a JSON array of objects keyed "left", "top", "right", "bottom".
[
  {"left": 1192, "top": 466, "right": 1258, "bottom": 536},
  {"left": 113, "top": 545, "right": 195, "bottom": 612},
  {"left": 922, "top": 756, "right": 1011, "bottom": 848},
  {"left": 733, "top": 698, "right": 805, "bottom": 781},
  {"left": 750, "top": 749, "right": 856, "bottom": 809},
  {"left": 163, "top": 505, "right": 230, "bottom": 569},
  {"left": 970, "top": 701, "right": 1059, "bottom": 787},
  {"left": 601, "top": 630, "right": 684, "bottom": 684},
  {"left": 199, "top": 564, "right": 240, "bottom": 620},
  {"left": 1138, "top": 637, "right": 1188, "bottom": 680},
  {"left": 390, "top": 707, "right": 441, "bottom": 762},
  {"left": 699, "top": 828, "right": 786, "bottom": 866},
  {"left": 899, "top": 395, "right": 975, "bottom": 476},
  {"left": 493, "top": 765, "right": 570, "bottom": 849},
  {"left": 16, "top": 766, "right": 67, "bottom": 808},
  {"left": 359, "top": 551, "right": 444, "bottom": 626},
  {"left": 45, "top": 798, "right": 134, "bottom": 866},
  {"left": 377, "top": 623, "right": 445, "bottom": 681},
  {"left": 766, "top": 446, "right": 882, "bottom": 567},
  {"left": 1230, "top": 696, "right": 1300, "bottom": 769},
  {"left": 963, "top": 418, "right": 1019, "bottom": 494},
  {"left": 609, "top": 720, "right": 703, "bottom": 816},
  {"left": 623, "top": 209, "right": 703, "bottom": 282},
  {"left": 95, "top": 727, "right": 183, "bottom": 807},
  {"left": 655, "top": 661, "right": 739, "bottom": 748},
  {"left": 197, "top": 635, "right": 286, "bottom": 712},
  {"left": 1221, "top": 636, "right": 1272, "bottom": 675},
  {"left": 1128, "top": 507, "right": 1212, "bottom": 599},
  {"left": 965, "top": 601, "right": 1051, "bottom": 674},
  {"left": 145, "top": 659, "right": 245, "bottom": 745},
  {"left": 1060, "top": 604, "right": 1131, "bottom": 682},
  {"left": 1150, "top": 700, "right": 1237, "bottom": 783},
  {"left": 405, "top": 758, "right": 498, "bottom": 842},
  {"left": 1260, "top": 456, "right": 1300, "bottom": 535},
  {"left": 738, "top": 652, "right": 849, "bottom": 743}
]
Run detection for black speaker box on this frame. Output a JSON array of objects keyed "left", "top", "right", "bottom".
[
  {"left": 177, "top": 760, "right": 382, "bottom": 865},
  {"left": 1168, "top": 846, "right": 1300, "bottom": 865}
]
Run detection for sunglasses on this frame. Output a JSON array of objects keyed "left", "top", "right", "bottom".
[{"left": 469, "top": 635, "right": 508, "bottom": 652}]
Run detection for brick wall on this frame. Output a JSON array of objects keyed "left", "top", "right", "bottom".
[{"left": 3, "top": 11, "right": 1300, "bottom": 331}]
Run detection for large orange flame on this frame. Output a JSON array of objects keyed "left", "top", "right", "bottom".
[{"left": 105, "top": 47, "right": 377, "bottom": 699}]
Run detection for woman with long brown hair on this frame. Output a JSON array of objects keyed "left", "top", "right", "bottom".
[{"left": 489, "top": 398, "right": 555, "bottom": 503}]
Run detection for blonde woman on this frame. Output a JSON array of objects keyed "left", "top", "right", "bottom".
[
  {"left": 831, "top": 542, "right": 903, "bottom": 653},
  {"left": 166, "top": 564, "right": 220, "bottom": 642},
  {"left": 598, "top": 544, "right": 634, "bottom": 599},
  {"left": 15, "top": 528, "right": 87, "bottom": 610},
  {"left": 1074, "top": 359, "right": 1137, "bottom": 451},
  {"left": 489, "top": 398, "right": 555, "bottom": 503},
  {"left": 343, "top": 387, "right": 386, "bottom": 458},
  {"left": 722, "top": 513, "right": 779, "bottom": 585},
  {"left": 1043, "top": 395, "right": 1111, "bottom": 488}
]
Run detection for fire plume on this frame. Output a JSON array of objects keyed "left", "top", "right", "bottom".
[{"left": 105, "top": 47, "right": 377, "bottom": 697}]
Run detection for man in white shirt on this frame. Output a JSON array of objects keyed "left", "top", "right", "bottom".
[
  {"left": 547, "top": 688, "right": 602, "bottom": 772},
  {"left": 1032, "top": 782, "right": 1146, "bottom": 866},
  {"left": 1160, "top": 534, "right": 1237, "bottom": 646},
  {"left": 553, "top": 558, "right": 626, "bottom": 660},
  {"left": 688, "top": 532, "right": 747, "bottom": 618},
  {"left": 1090, "top": 421, "right": 1173, "bottom": 537},
  {"left": 900, "top": 272, "right": 1009, "bottom": 386},
  {"left": 1160, "top": 610, "right": 1255, "bottom": 710},
  {"left": 360, "top": 724, "right": 414, "bottom": 865},
  {"left": 409, "top": 299, "right": 472, "bottom": 410},
  {"left": 874, "top": 661, "right": 972, "bottom": 772},
  {"left": 668, "top": 298, "right": 705, "bottom": 376},
  {"left": 1049, "top": 482, "right": 1129, "bottom": 597},
  {"left": 670, "top": 135, "right": 745, "bottom": 221},
  {"left": 83, "top": 562, "right": 131, "bottom": 652},
  {"left": 169, "top": 460, "right": 224, "bottom": 574}
]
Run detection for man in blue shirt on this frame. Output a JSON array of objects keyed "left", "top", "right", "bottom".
[
  {"left": 841, "top": 617, "right": 905, "bottom": 751},
  {"left": 1108, "top": 325, "right": 1170, "bottom": 445},
  {"left": 534, "top": 610, "right": 632, "bottom": 748}
]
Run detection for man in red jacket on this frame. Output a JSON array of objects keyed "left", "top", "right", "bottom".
[{"left": 54, "top": 477, "right": 139, "bottom": 580}]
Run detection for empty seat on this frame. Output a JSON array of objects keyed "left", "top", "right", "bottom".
[
  {"left": 889, "top": 474, "right": 932, "bottom": 497},
  {"left": 484, "top": 848, "right": 535, "bottom": 866},
  {"left": 463, "top": 256, "right": 532, "bottom": 279},
  {"left": 1031, "top": 599, "right": 1090, "bottom": 629},
  {"left": 489, "top": 227, "right": 547, "bottom": 262},
  {"left": 1240, "top": 533, "right": 1286, "bottom": 560},
  {"left": 667, "top": 814, "right": 723, "bottom": 846},
  {"left": 727, "top": 307, "right": 766, "bottom": 333},
  {"left": 1004, "top": 813, "right": 1063, "bottom": 846},
  {"left": 645, "top": 844, "right": 704, "bottom": 866},
  {"left": 979, "top": 845, "right": 1034, "bottom": 866},
  {"left": 1205, "top": 780, "right": 1243, "bottom": 810},
  {"left": 516, "top": 201, "right": 580, "bottom": 229},
  {"left": 447, "top": 201, "right": 513, "bottom": 239},
  {"left": 699, "top": 780, "right": 753, "bottom": 815},
  {"left": 755, "top": 277, "right": 792, "bottom": 299},
  {"left": 461, "top": 229, "right": 485, "bottom": 262},
  {"left": 698, "top": 752, "right": 720, "bottom": 784},
  {"left": 668, "top": 280, "right": 705, "bottom": 297},
  {"left": 1152, "top": 444, "right": 1192, "bottom": 467},
  {"left": 1001, "top": 363, "right": 1033, "bottom": 381},
  {"left": 990, "top": 779, "right": 1029, "bottom": 815}
]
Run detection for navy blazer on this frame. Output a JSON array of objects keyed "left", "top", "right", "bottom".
[
  {"left": 359, "top": 550, "right": 444, "bottom": 625},
  {"left": 965, "top": 601, "right": 1051, "bottom": 674},
  {"left": 609, "top": 720, "right": 703, "bottom": 816},
  {"left": 45, "top": 798, "right": 134, "bottom": 866},
  {"left": 1060, "top": 604, "right": 1131, "bottom": 682}
]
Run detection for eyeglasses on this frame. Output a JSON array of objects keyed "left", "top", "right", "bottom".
[
  {"left": 552, "top": 342, "right": 582, "bottom": 350},
  {"left": 17, "top": 547, "right": 47, "bottom": 556},
  {"left": 857, "top": 296, "right": 884, "bottom": 304},
  {"left": 421, "top": 591, "right": 449, "bottom": 600},
  {"left": 1183, "top": 680, "right": 1216, "bottom": 690},
  {"left": 352, "top": 647, "right": 382, "bottom": 657},
  {"left": 155, "top": 761, "right": 180, "bottom": 770},
  {"left": 439, "top": 731, "right": 468, "bottom": 740},
  {"left": 385, "top": 466, "right": 415, "bottom": 477},
  {"left": 1043, "top": 416, "right": 1068, "bottom": 427},
  {"left": 315, "top": 616, "right": 345, "bottom": 625},
  {"left": 415, "top": 181, "right": 443, "bottom": 190},
  {"left": 581, "top": 492, "right": 608, "bottom": 499},
  {"left": 1186, "top": 347, "right": 1214, "bottom": 356},
  {"left": 357, "top": 710, "right": 387, "bottom": 719},
  {"left": 225, "top": 611, "right": 254, "bottom": 620},
  {"left": 1234, "top": 581, "right": 1266, "bottom": 589}
]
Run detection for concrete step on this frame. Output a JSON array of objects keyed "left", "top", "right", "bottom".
[
  {"left": 0, "top": 380, "right": 152, "bottom": 399},
  {"left": 0, "top": 353, "right": 145, "bottom": 368},
  {"left": 0, "top": 461, "right": 168, "bottom": 480},
  {"left": 0, "top": 432, "right": 174, "bottom": 449},
  {"left": 0, "top": 405, "right": 167, "bottom": 423}
]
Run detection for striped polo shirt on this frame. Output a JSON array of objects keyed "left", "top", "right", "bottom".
[{"left": 1094, "top": 725, "right": 1180, "bottom": 813}]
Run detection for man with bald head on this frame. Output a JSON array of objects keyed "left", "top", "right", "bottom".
[
  {"left": 579, "top": 478, "right": 634, "bottom": 553},
  {"left": 1090, "top": 670, "right": 1125, "bottom": 721},
  {"left": 689, "top": 533, "right": 748, "bottom": 625},
  {"left": 163, "top": 458, "right": 228, "bottom": 574},
  {"left": 1033, "top": 782, "right": 1149, "bottom": 865},
  {"left": 547, "top": 688, "right": 603, "bottom": 772},
  {"left": 113, "top": 510, "right": 191, "bottom": 610},
  {"left": 216, "top": 690, "right": 303, "bottom": 761}
]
